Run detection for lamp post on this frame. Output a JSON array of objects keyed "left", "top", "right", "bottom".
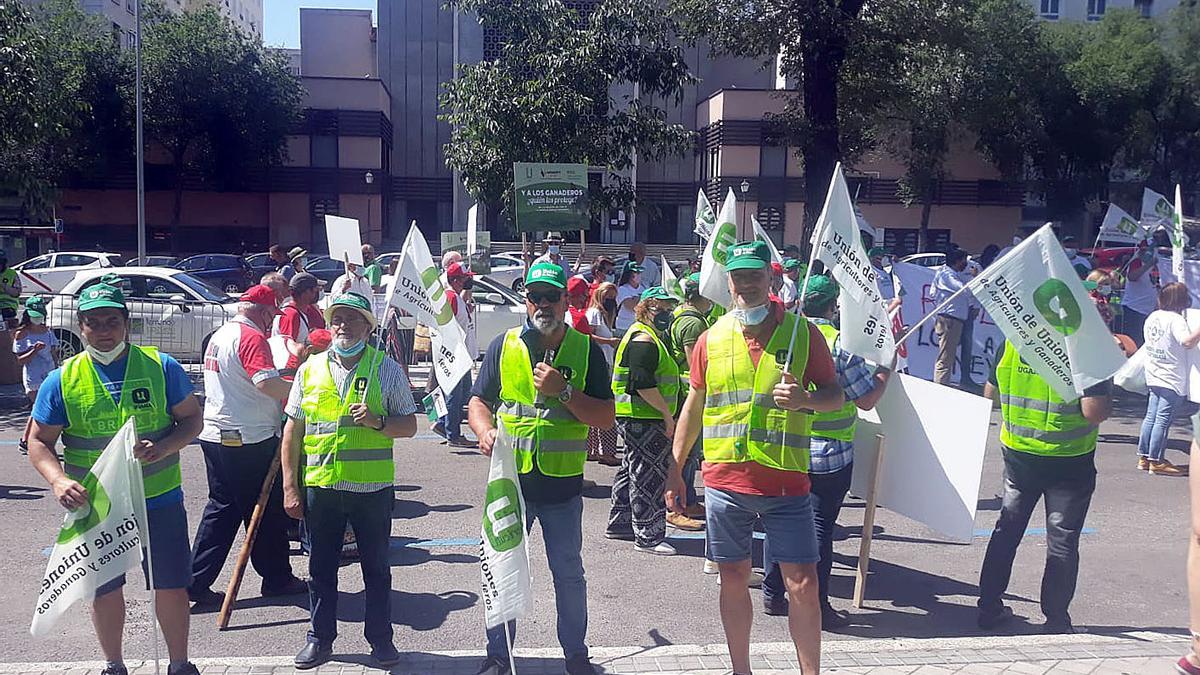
[
  {"left": 365, "top": 171, "right": 374, "bottom": 243},
  {"left": 739, "top": 179, "right": 750, "bottom": 239}
]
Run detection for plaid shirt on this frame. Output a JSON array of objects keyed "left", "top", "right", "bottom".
[{"left": 808, "top": 319, "right": 879, "bottom": 475}]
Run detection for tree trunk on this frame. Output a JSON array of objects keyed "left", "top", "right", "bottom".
[
  {"left": 800, "top": 47, "right": 841, "bottom": 251},
  {"left": 918, "top": 195, "right": 934, "bottom": 253}
]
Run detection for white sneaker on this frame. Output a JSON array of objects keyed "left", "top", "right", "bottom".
[
  {"left": 716, "top": 570, "right": 764, "bottom": 587},
  {"left": 634, "top": 542, "right": 677, "bottom": 556},
  {"left": 703, "top": 559, "right": 719, "bottom": 574}
]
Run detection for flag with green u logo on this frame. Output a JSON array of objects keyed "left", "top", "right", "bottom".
[{"left": 479, "top": 430, "right": 532, "bottom": 629}]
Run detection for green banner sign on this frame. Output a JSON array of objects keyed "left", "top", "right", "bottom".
[{"left": 513, "top": 162, "right": 589, "bottom": 233}]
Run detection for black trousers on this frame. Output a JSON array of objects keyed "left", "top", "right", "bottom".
[
  {"left": 761, "top": 464, "right": 853, "bottom": 607},
  {"left": 978, "top": 448, "right": 1096, "bottom": 624},
  {"left": 190, "top": 438, "right": 294, "bottom": 593}
]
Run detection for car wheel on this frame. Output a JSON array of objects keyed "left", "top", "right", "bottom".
[
  {"left": 224, "top": 281, "right": 242, "bottom": 293},
  {"left": 511, "top": 278, "right": 524, "bottom": 293},
  {"left": 54, "top": 330, "right": 83, "bottom": 361}
]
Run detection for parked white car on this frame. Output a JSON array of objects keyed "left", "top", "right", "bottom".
[
  {"left": 470, "top": 275, "right": 526, "bottom": 356},
  {"left": 487, "top": 253, "right": 526, "bottom": 291},
  {"left": 48, "top": 267, "right": 238, "bottom": 362},
  {"left": 15, "top": 251, "right": 123, "bottom": 294}
]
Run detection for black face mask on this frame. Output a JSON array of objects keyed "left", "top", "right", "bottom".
[
  {"left": 462, "top": 279, "right": 474, "bottom": 290},
  {"left": 653, "top": 310, "right": 673, "bottom": 332},
  {"left": 603, "top": 298, "right": 617, "bottom": 315}
]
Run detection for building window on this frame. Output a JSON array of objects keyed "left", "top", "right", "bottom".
[
  {"left": 1087, "top": 0, "right": 1105, "bottom": 20},
  {"left": 1135, "top": 0, "right": 1153, "bottom": 17},
  {"left": 1040, "top": 0, "right": 1059, "bottom": 19},
  {"left": 310, "top": 195, "right": 339, "bottom": 243},
  {"left": 757, "top": 204, "right": 784, "bottom": 232},
  {"left": 310, "top": 135, "right": 338, "bottom": 168},
  {"left": 759, "top": 144, "right": 787, "bottom": 177},
  {"left": 128, "top": 30, "right": 136, "bottom": 48}
]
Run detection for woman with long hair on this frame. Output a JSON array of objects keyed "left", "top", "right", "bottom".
[
  {"left": 13, "top": 296, "right": 57, "bottom": 455},
  {"left": 605, "top": 287, "right": 681, "bottom": 555},
  {"left": 585, "top": 282, "right": 620, "bottom": 465},
  {"left": 614, "top": 261, "right": 644, "bottom": 334},
  {"left": 1138, "top": 282, "right": 1200, "bottom": 475}
]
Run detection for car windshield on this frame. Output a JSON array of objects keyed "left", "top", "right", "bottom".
[
  {"left": 171, "top": 271, "right": 232, "bottom": 302},
  {"left": 475, "top": 276, "right": 522, "bottom": 303}
]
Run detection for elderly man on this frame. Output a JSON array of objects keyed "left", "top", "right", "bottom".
[
  {"left": 665, "top": 241, "right": 843, "bottom": 675},
  {"left": 468, "top": 262, "right": 615, "bottom": 675},
  {"left": 332, "top": 262, "right": 374, "bottom": 299},
  {"left": 629, "top": 242, "right": 660, "bottom": 287},
  {"left": 281, "top": 293, "right": 418, "bottom": 670},
  {"left": 188, "top": 285, "right": 306, "bottom": 606},
  {"left": 27, "top": 281, "right": 204, "bottom": 675},
  {"left": 361, "top": 244, "right": 383, "bottom": 292},
  {"left": 260, "top": 272, "right": 289, "bottom": 305},
  {"left": 433, "top": 262, "right": 478, "bottom": 447},
  {"left": 533, "top": 233, "right": 575, "bottom": 276}
]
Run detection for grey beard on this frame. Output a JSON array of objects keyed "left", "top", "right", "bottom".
[{"left": 532, "top": 312, "right": 562, "bottom": 334}]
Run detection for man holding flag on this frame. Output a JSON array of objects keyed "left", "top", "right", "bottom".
[
  {"left": 468, "top": 262, "right": 615, "bottom": 675},
  {"left": 27, "top": 281, "right": 204, "bottom": 675},
  {"left": 280, "top": 293, "right": 419, "bottom": 669},
  {"left": 665, "top": 241, "right": 843, "bottom": 675}
]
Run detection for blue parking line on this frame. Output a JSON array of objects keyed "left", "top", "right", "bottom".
[{"left": 391, "top": 537, "right": 480, "bottom": 549}]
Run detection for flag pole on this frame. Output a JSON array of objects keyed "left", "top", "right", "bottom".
[
  {"left": 894, "top": 283, "right": 974, "bottom": 347},
  {"left": 783, "top": 228, "right": 822, "bottom": 374}
]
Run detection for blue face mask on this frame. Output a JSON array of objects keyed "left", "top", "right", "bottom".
[{"left": 332, "top": 339, "right": 366, "bottom": 357}]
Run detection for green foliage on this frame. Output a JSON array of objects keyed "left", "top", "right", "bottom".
[{"left": 439, "top": 0, "right": 696, "bottom": 228}]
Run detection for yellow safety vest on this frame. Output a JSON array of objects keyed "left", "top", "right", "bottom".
[
  {"left": 808, "top": 323, "right": 858, "bottom": 442},
  {"left": 613, "top": 321, "right": 680, "bottom": 419},
  {"left": 702, "top": 312, "right": 812, "bottom": 472},
  {"left": 996, "top": 341, "right": 1098, "bottom": 457}
]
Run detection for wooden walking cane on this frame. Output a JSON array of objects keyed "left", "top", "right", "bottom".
[
  {"left": 217, "top": 452, "right": 282, "bottom": 630},
  {"left": 852, "top": 434, "right": 886, "bottom": 609}
]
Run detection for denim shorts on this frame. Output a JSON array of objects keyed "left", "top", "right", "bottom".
[
  {"left": 705, "top": 486, "right": 818, "bottom": 565},
  {"left": 96, "top": 498, "right": 191, "bottom": 597}
]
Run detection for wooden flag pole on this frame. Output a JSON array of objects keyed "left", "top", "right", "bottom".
[
  {"left": 852, "top": 434, "right": 886, "bottom": 609},
  {"left": 217, "top": 453, "right": 282, "bottom": 630}
]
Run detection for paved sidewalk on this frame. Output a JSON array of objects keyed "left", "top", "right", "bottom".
[{"left": 0, "top": 631, "right": 1189, "bottom": 674}]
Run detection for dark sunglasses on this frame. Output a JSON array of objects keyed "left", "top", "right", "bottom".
[{"left": 526, "top": 290, "right": 562, "bottom": 305}]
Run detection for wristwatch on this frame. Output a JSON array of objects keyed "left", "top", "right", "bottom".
[
  {"left": 558, "top": 384, "right": 574, "bottom": 403},
  {"left": 373, "top": 414, "right": 387, "bottom": 431}
]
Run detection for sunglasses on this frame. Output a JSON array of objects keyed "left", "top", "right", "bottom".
[{"left": 526, "top": 290, "right": 562, "bottom": 305}]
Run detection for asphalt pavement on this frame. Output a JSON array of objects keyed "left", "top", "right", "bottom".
[{"left": 0, "top": 385, "right": 1191, "bottom": 671}]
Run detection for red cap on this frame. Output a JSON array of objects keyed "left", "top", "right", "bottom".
[
  {"left": 307, "top": 328, "right": 332, "bottom": 351},
  {"left": 446, "top": 261, "right": 473, "bottom": 279},
  {"left": 770, "top": 261, "right": 783, "bottom": 274},
  {"left": 240, "top": 284, "right": 281, "bottom": 313},
  {"left": 566, "top": 276, "right": 589, "bottom": 296}
]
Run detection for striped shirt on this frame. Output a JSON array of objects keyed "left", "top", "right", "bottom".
[
  {"left": 285, "top": 350, "right": 417, "bottom": 492},
  {"left": 808, "top": 319, "right": 879, "bottom": 475}
]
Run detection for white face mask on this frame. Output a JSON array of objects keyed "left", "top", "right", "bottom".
[
  {"left": 296, "top": 257, "right": 307, "bottom": 267},
  {"left": 1064, "top": 248, "right": 1077, "bottom": 258},
  {"left": 732, "top": 303, "right": 769, "bottom": 326},
  {"left": 30, "top": 316, "right": 45, "bottom": 325},
  {"left": 1098, "top": 285, "right": 1112, "bottom": 296},
  {"left": 548, "top": 245, "right": 560, "bottom": 255},
  {"left": 86, "top": 341, "right": 126, "bottom": 366}
]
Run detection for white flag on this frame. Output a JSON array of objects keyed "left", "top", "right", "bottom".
[
  {"left": 694, "top": 190, "right": 716, "bottom": 240},
  {"left": 480, "top": 430, "right": 532, "bottom": 629},
  {"left": 966, "top": 224, "right": 1125, "bottom": 400},
  {"left": 1175, "top": 185, "right": 1186, "bottom": 279},
  {"left": 661, "top": 255, "right": 685, "bottom": 302},
  {"left": 386, "top": 223, "right": 475, "bottom": 392},
  {"left": 1142, "top": 187, "right": 1174, "bottom": 231},
  {"left": 1097, "top": 203, "right": 1146, "bottom": 245},
  {"left": 32, "top": 418, "right": 145, "bottom": 636},
  {"left": 750, "top": 215, "right": 783, "bottom": 264},
  {"left": 466, "top": 203, "right": 479, "bottom": 259},
  {"left": 809, "top": 163, "right": 896, "bottom": 365},
  {"left": 699, "top": 188, "right": 738, "bottom": 309}
]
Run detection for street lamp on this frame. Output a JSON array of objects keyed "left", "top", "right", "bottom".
[
  {"left": 365, "top": 171, "right": 374, "bottom": 241},
  {"left": 739, "top": 179, "right": 750, "bottom": 239}
]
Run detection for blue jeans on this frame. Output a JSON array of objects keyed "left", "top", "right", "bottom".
[
  {"left": 486, "top": 495, "right": 588, "bottom": 661},
  {"left": 440, "top": 372, "right": 473, "bottom": 440},
  {"left": 1138, "top": 386, "right": 1183, "bottom": 461},
  {"left": 305, "top": 487, "right": 393, "bottom": 647},
  {"left": 682, "top": 438, "right": 701, "bottom": 507},
  {"left": 705, "top": 487, "right": 818, "bottom": 564}
]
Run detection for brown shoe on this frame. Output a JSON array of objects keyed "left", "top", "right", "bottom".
[
  {"left": 596, "top": 453, "right": 622, "bottom": 467},
  {"left": 1138, "top": 456, "right": 1150, "bottom": 472},
  {"left": 667, "top": 512, "right": 705, "bottom": 531},
  {"left": 685, "top": 503, "right": 706, "bottom": 519},
  {"left": 1149, "top": 460, "right": 1189, "bottom": 476}
]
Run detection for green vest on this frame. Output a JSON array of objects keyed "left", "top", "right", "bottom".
[
  {"left": 60, "top": 346, "right": 179, "bottom": 498},
  {"left": 0, "top": 268, "right": 17, "bottom": 311},
  {"left": 613, "top": 321, "right": 680, "bottom": 420},
  {"left": 702, "top": 311, "right": 812, "bottom": 472},
  {"left": 996, "top": 341, "right": 1098, "bottom": 457},
  {"left": 497, "top": 326, "right": 590, "bottom": 478},
  {"left": 808, "top": 323, "right": 859, "bottom": 442},
  {"left": 299, "top": 348, "right": 394, "bottom": 488}
]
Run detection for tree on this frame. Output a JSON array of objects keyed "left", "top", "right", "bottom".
[
  {"left": 439, "top": 0, "right": 696, "bottom": 229},
  {"left": 141, "top": 5, "right": 301, "bottom": 248}
]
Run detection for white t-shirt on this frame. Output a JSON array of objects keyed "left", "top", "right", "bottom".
[
  {"left": 200, "top": 316, "right": 283, "bottom": 444},
  {"left": 330, "top": 273, "right": 374, "bottom": 300},
  {"left": 779, "top": 276, "right": 797, "bottom": 305},
  {"left": 637, "top": 257, "right": 661, "bottom": 287},
  {"left": 1143, "top": 309, "right": 1193, "bottom": 395},
  {"left": 1122, "top": 260, "right": 1158, "bottom": 315},
  {"left": 585, "top": 306, "right": 615, "bottom": 364},
  {"left": 615, "top": 284, "right": 642, "bottom": 332}
]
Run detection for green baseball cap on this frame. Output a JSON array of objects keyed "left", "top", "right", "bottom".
[
  {"left": 79, "top": 282, "right": 127, "bottom": 312},
  {"left": 526, "top": 261, "right": 567, "bottom": 289},
  {"left": 725, "top": 241, "right": 771, "bottom": 272},
  {"left": 867, "top": 246, "right": 890, "bottom": 258},
  {"left": 622, "top": 260, "right": 644, "bottom": 275},
  {"left": 640, "top": 286, "right": 674, "bottom": 302},
  {"left": 782, "top": 258, "right": 804, "bottom": 271},
  {"left": 803, "top": 274, "right": 838, "bottom": 303},
  {"left": 686, "top": 272, "right": 700, "bottom": 283},
  {"left": 24, "top": 295, "right": 46, "bottom": 318},
  {"left": 324, "top": 292, "right": 377, "bottom": 330}
]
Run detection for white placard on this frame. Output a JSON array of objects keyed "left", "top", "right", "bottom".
[
  {"left": 325, "top": 215, "right": 364, "bottom": 266},
  {"left": 850, "top": 373, "right": 992, "bottom": 542}
]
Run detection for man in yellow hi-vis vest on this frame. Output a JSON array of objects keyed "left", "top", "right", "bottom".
[
  {"left": 27, "top": 281, "right": 204, "bottom": 675},
  {"left": 281, "top": 293, "right": 418, "bottom": 670},
  {"left": 976, "top": 340, "right": 1111, "bottom": 633},
  {"left": 762, "top": 275, "right": 892, "bottom": 629},
  {"left": 665, "top": 241, "right": 844, "bottom": 675},
  {"left": 468, "top": 262, "right": 615, "bottom": 675}
]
